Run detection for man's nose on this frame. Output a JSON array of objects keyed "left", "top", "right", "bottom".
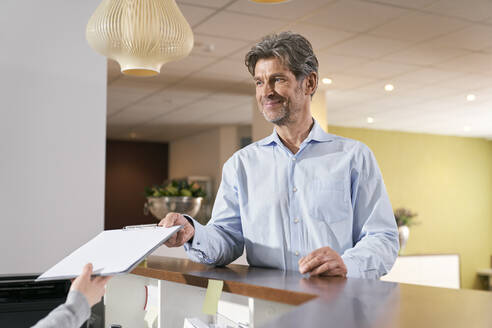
[{"left": 263, "top": 82, "right": 275, "bottom": 98}]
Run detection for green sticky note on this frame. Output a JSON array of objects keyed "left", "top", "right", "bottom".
[{"left": 202, "top": 279, "right": 224, "bottom": 315}]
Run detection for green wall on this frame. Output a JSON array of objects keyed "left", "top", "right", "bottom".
[{"left": 328, "top": 126, "right": 492, "bottom": 290}]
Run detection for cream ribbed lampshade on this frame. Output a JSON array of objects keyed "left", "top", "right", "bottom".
[{"left": 86, "top": 0, "right": 194, "bottom": 77}]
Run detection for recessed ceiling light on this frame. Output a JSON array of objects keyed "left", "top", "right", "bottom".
[
  {"left": 322, "top": 78, "right": 332, "bottom": 85},
  {"left": 466, "top": 94, "right": 476, "bottom": 102},
  {"left": 367, "top": 117, "right": 374, "bottom": 124},
  {"left": 384, "top": 84, "right": 394, "bottom": 92},
  {"left": 463, "top": 126, "right": 471, "bottom": 132},
  {"left": 130, "top": 132, "right": 137, "bottom": 139}
]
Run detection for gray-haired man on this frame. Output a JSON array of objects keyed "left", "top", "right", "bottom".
[{"left": 160, "top": 32, "right": 399, "bottom": 279}]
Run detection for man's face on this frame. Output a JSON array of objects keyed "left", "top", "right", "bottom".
[{"left": 254, "top": 57, "right": 308, "bottom": 126}]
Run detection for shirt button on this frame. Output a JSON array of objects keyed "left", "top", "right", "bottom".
[
  {"left": 295, "top": 251, "right": 299, "bottom": 256},
  {"left": 293, "top": 218, "right": 299, "bottom": 223},
  {"left": 292, "top": 157, "right": 296, "bottom": 161},
  {"left": 292, "top": 187, "right": 297, "bottom": 192}
]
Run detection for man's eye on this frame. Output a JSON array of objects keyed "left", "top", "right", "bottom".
[
  {"left": 275, "top": 78, "right": 283, "bottom": 82},
  {"left": 255, "top": 80, "right": 263, "bottom": 86}
]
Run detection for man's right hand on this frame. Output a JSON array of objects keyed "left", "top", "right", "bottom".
[{"left": 158, "top": 212, "right": 195, "bottom": 247}]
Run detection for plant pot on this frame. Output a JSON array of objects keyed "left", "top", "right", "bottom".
[
  {"left": 144, "top": 196, "right": 203, "bottom": 221},
  {"left": 398, "top": 225, "right": 410, "bottom": 254}
]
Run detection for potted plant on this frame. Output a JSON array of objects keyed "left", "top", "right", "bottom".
[
  {"left": 394, "top": 208, "right": 418, "bottom": 254},
  {"left": 144, "top": 180, "right": 206, "bottom": 221}
]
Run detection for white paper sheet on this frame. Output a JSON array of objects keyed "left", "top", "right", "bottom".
[{"left": 36, "top": 226, "right": 182, "bottom": 281}]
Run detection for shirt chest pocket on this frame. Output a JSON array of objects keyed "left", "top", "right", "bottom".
[{"left": 306, "top": 179, "right": 350, "bottom": 223}]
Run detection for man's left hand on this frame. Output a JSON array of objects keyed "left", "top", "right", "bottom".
[{"left": 298, "top": 247, "right": 347, "bottom": 277}]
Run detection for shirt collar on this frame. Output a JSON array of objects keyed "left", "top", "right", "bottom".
[{"left": 257, "top": 119, "right": 334, "bottom": 146}]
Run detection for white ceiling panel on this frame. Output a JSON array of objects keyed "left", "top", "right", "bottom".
[
  {"left": 352, "top": 80, "right": 420, "bottom": 98},
  {"left": 107, "top": 77, "right": 170, "bottom": 116},
  {"left": 326, "top": 35, "right": 410, "bottom": 59},
  {"left": 325, "top": 73, "right": 376, "bottom": 90},
  {"left": 287, "top": 23, "right": 355, "bottom": 51},
  {"left": 325, "top": 90, "right": 381, "bottom": 110},
  {"left": 317, "top": 53, "right": 369, "bottom": 74},
  {"left": 370, "top": 12, "right": 468, "bottom": 42},
  {"left": 344, "top": 60, "right": 419, "bottom": 79},
  {"left": 162, "top": 55, "right": 218, "bottom": 76},
  {"left": 200, "top": 58, "right": 251, "bottom": 81},
  {"left": 398, "top": 86, "right": 460, "bottom": 103},
  {"left": 305, "top": 0, "right": 409, "bottom": 33},
  {"left": 177, "top": 0, "right": 231, "bottom": 9},
  {"left": 429, "top": 25, "right": 492, "bottom": 51},
  {"left": 205, "top": 92, "right": 253, "bottom": 105},
  {"left": 424, "top": 0, "right": 492, "bottom": 22},
  {"left": 192, "top": 34, "right": 249, "bottom": 57},
  {"left": 108, "top": 109, "right": 163, "bottom": 127},
  {"left": 435, "top": 53, "right": 492, "bottom": 74},
  {"left": 365, "top": 0, "right": 439, "bottom": 10},
  {"left": 194, "top": 11, "right": 286, "bottom": 41},
  {"left": 227, "top": 0, "right": 333, "bottom": 21},
  {"left": 381, "top": 42, "right": 471, "bottom": 66},
  {"left": 201, "top": 104, "right": 252, "bottom": 124},
  {"left": 151, "top": 98, "right": 238, "bottom": 124},
  {"left": 179, "top": 3, "right": 215, "bottom": 27},
  {"left": 389, "top": 68, "right": 463, "bottom": 86},
  {"left": 420, "top": 73, "right": 492, "bottom": 92}
]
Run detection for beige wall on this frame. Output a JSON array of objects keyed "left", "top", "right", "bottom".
[
  {"left": 329, "top": 126, "right": 492, "bottom": 290},
  {"left": 169, "top": 126, "right": 241, "bottom": 196}
]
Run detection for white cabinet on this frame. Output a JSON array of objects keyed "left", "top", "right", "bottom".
[{"left": 381, "top": 254, "right": 460, "bottom": 289}]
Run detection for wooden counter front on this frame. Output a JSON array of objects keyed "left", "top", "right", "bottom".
[{"left": 132, "top": 256, "right": 492, "bottom": 328}]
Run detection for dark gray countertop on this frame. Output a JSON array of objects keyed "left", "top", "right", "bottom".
[{"left": 132, "top": 256, "right": 492, "bottom": 328}]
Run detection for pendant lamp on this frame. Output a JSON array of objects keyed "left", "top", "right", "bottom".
[{"left": 86, "top": 0, "right": 194, "bottom": 77}]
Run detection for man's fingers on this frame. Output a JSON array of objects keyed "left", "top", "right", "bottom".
[
  {"left": 166, "top": 233, "right": 178, "bottom": 245},
  {"left": 177, "top": 229, "right": 193, "bottom": 246},
  {"left": 299, "top": 255, "right": 325, "bottom": 274},
  {"left": 309, "top": 260, "right": 339, "bottom": 276},
  {"left": 94, "top": 275, "right": 112, "bottom": 286},
  {"left": 158, "top": 212, "right": 180, "bottom": 228}
]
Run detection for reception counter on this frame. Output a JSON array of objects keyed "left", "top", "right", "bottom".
[{"left": 105, "top": 256, "right": 492, "bottom": 327}]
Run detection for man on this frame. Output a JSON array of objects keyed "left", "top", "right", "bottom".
[
  {"left": 160, "top": 32, "right": 399, "bottom": 279},
  {"left": 32, "top": 263, "right": 111, "bottom": 328}
]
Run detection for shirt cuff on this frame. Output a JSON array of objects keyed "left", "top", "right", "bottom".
[
  {"left": 66, "top": 290, "right": 91, "bottom": 324},
  {"left": 341, "top": 255, "right": 362, "bottom": 278},
  {"left": 183, "top": 215, "right": 209, "bottom": 255}
]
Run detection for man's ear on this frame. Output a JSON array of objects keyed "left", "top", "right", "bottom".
[{"left": 304, "top": 72, "right": 318, "bottom": 96}]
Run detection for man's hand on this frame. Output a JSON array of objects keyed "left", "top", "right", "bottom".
[
  {"left": 298, "top": 247, "right": 347, "bottom": 277},
  {"left": 70, "top": 263, "right": 111, "bottom": 307},
  {"left": 158, "top": 212, "right": 195, "bottom": 247}
]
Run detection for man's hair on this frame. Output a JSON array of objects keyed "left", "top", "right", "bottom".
[{"left": 245, "top": 31, "right": 319, "bottom": 96}]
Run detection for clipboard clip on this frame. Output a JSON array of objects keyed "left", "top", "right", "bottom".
[{"left": 123, "top": 223, "right": 158, "bottom": 230}]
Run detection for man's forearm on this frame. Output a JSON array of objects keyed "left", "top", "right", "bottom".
[{"left": 184, "top": 216, "right": 244, "bottom": 266}]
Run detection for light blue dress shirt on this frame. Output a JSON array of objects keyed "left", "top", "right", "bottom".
[{"left": 184, "top": 120, "right": 399, "bottom": 279}]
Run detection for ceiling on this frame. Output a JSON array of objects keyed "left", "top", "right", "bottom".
[{"left": 107, "top": 0, "right": 492, "bottom": 142}]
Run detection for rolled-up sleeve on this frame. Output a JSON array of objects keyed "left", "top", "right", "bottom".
[{"left": 341, "top": 144, "right": 399, "bottom": 279}]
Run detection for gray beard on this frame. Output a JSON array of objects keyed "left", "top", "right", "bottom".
[{"left": 263, "top": 106, "right": 291, "bottom": 126}]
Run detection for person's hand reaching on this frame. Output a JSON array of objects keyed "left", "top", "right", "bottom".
[{"left": 70, "top": 263, "right": 112, "bottom": 307}]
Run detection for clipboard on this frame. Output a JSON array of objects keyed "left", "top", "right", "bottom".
[{"left": 36, "top": 224, "right": 182, "bottom": 282}]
